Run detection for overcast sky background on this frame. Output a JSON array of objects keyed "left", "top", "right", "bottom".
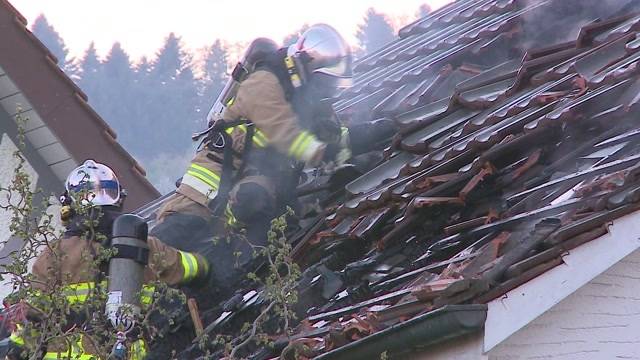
[{"left": 11, "top": 0, "right": 451, "bottom": 61}]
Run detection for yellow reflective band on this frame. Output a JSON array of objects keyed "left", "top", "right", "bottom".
[
  {"left": 285, "top": 56, "right": 302, "bottom": 87},
  {"left": 62, "top": 282, "right": 97, "bottom": 304},
  {"left": 225, "top": 124, "right": 268, "bottom": 148},
  {"left": 226, "top": 96, "right": 235, "bottom": 107},
  {"left": 298, "top": 135, "right": 314, "bottom": 158},
  {"left": 253, "top": 130, "right": 268, "bottom": 147},
  {"left": 289, "top": 131, "right": 317, "bottom": 159},
  {"left": 43, "top": 335, "right": 94, "bottom": 359},
  {"left": 288, "top": 132, "right": 307, "bottom": 158},
  {"left": 130, "top": 339, "right": 147, "bottom": 360},
  {"left": 140, "top": 285, "right": 155, "bottom": 306},
  {"left": 189, "top": 164, "right": 221, "bottom": 185},
  {"left": 57, "top": 281, "right": 155, "bottom": 307},
  {"left": 181, "top": 173, "right": 219, "bottom": 200},
  {"left": 290, "top": 73, "right": 301, "bottom": 86},
  {"left": 186, "top": 170, "right": 219, "bottom": 191},
  {"left": 225, "top": 204, "right": 238, "bottom": 227},
  {"left": 43, "top": 353, "right": 94, "bottom": 360},
  {"left": 190, "top": 163, "right": 220, "bottom": 179},
  {"left": 185, "top": 164, "right": 221, "bottom": 196},
  {"left": 179, "top": 251, "right": 199, "bottom": 282},
  {"left": 9, "top": 333, "right": 24, "bottom": 346}
]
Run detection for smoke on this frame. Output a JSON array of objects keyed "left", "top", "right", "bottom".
[
  {"left": 516, "top": 0, "right": 640, "bottom": 51},
  {"left": 144, "top": 148, "right": 195, "bottom": 194}
]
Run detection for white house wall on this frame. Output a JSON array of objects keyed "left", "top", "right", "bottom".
[
  {"left": 0, "top": 133, "right": 39, "bottom": 300},
  {"left": 488, "top": 248, "right": 640, "bottom": 360},
  {"left": 0, "top": 132, "right": 38, "bottom": 245},
  {"left": 0, "top": 97, "right": 67, "bottom": 301}
]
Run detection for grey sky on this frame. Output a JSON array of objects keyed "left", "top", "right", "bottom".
[{"left": 11, "top": 0, "right": 450, "bottom": 60}]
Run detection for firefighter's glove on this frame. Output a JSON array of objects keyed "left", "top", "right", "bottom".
[
  {"left": 323, "top": 142, "right": 351, "bottom": 166},
  {"left": 347, "top": 119, "right": 397, "bottom": 155},
  {"left": 187, "top": 253, "right": 211, "bottom": 288}
]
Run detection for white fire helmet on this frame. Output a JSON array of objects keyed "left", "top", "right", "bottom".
[{"left": 65, "top": 160, "right": 121, "bottom": 206}]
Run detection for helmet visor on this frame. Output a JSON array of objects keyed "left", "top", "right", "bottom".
[
  {"left": 67, "top": 179, "right": 120, "bottom": 206},
  {"left": 309, "top": 71, "right": 353, "bottom": 98},
  {"left": 313, "top": 69, "right": 353, "bottom": 88}
]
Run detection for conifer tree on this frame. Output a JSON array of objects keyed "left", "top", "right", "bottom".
[
  {"left": 200, "top": 40, "right": 229, "bottom": 118},
  {"left": 31, "top": 14, "right": 76, "bottom": 75},
  {"left": 77, "top": 42, "right": 102, "bottom": 98},
  {"left": 355, "top": 8, "right": 396, "bottom": 54},
  {"left": 142, "top": 33, "right": 200, "bottom": 191},
  {"left": 100, "top": 42, "right": 135, "bottom": 139}
]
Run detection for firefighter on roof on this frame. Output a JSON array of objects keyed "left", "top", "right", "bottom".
[{"left": 151, "top": 24, "right": 395, "bottom": 289}]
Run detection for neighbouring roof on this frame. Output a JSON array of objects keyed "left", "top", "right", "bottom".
[
  {"left": 145, "top": 0, "right": 640, "bottom": 358},
  {"left": 0, "top": 0, "right": 159, "bottom": 210}
]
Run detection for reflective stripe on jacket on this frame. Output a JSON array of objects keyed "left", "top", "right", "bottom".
[
  {"left": 42, "top": 335, "right": 92, "bottom": 360},
  {"left": 177, "top": 151, "right": 224, "bottom": 208},
  {"left": 41, "top": 335, "right": 146, "bottom": 360},
  {"left": 223, "top": 70, "right": 327, "bottom": 165},
  {"left": 60, "top": 281, "right": 156, "bottom": 306},
  {"left": 32, "top": 234, "right": 201, "bottom": 292},
  {"left": 9, "top": 282, "right": 154, "bottom": 358},
  {"left": 181, "top": 163, "right": 221, "bottom": 203},
  {"left": 225, "top": 123, "right": 268, "bottom": 148},
  {"left": 178, "top": 250, "right": 207, "bottom": 283}
]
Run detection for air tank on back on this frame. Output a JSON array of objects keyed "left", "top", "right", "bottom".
[{"left": 206, "top": 38, "right": 279, "bottom": 124}]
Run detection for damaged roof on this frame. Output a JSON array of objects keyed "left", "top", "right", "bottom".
[{"left": 142, "top": 0, "right": 640, "bottom": 358}]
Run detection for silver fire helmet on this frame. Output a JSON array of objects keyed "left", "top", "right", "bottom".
[
  {"left": 65, "top": 159, "right": 121, "bottom": 206},
  {"left": 287, "top": 24, "right": 353, "bottom": 89}
]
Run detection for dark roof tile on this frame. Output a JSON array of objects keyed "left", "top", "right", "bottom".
[{"left": 573, "top": 34, "right": 636, "bottom": 80}]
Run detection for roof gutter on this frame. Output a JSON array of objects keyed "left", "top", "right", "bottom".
[{"left": 314, "top": 304, "right": 487, "bottom": 360}]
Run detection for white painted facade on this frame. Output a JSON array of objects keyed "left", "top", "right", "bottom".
[
  {"left": 489, "top": 248, "right": 640, "bottom": 360},
  {"left": 0, "top": 133, "right": 39, "bottom": 244},
  {"left": 0, "top": 134, "right": 38, "bottom": 300},
  {"left": 0, "top": 67, "right": 68, "bottom": 301}
]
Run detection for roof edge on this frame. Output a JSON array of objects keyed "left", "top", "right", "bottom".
[
  {"left": 314, "top": 304, "right": 487, "bottom": 360},
  {"left": 484, "top": 208, "right": 640, "bottom": 351}
]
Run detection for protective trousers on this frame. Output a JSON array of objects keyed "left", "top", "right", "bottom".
[{"left": 150, "top": 174, "right": 277, "bottom": 299}]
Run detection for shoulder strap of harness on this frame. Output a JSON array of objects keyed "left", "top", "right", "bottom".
[
  {"left": 256, "top": 48, "right": 296, "bottom": 101},
  {"left": 201, "top": 119, "right": 256, "bottom": 217}
]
